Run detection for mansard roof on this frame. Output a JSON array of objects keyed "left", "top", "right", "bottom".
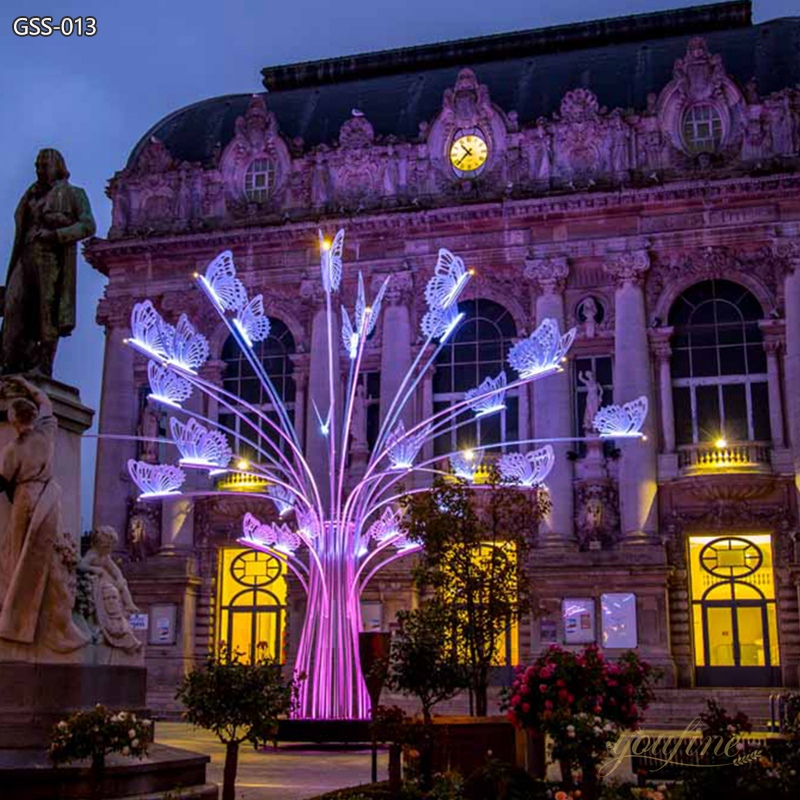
[{"left": 127, "top": 2, "right": 799, "bottom": 168}]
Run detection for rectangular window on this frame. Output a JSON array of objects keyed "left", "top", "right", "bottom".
[
  {"left": 673, "top": 386, "right": 693, "bottom": 446},
  {"left": 751, "top": 382, "right": 771, "bottom": 441}
]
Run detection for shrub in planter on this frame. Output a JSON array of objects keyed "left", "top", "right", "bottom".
[
  {"left": 50, "top": 705, "right": 152, "bottom": 799},
  {"left": 503, "top": 645, "right": 655, "bottom": 799}
]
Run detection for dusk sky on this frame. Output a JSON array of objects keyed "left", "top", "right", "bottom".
[{"left": 1, "top": 0, "right": 795, "bottom": 528}]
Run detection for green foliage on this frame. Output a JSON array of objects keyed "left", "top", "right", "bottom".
[
  {"left": 386, "top": 598, "right": 470, "bottom": 723},
  {"left": 401, "top": 473, "right": 544, "bottom": 715},
  {"left": 49, "top": 704, "right": 151, "bottom": 766},
  {"left": 461, "top": 756, "right": 540, "bottom": 800},
  {"left": 175, "top": 644, "right": 296, "bottom": 747}
]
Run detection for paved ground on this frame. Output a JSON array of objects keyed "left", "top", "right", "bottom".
[{"left": 156, "top": 722, "right": 388, "bottom": 800}]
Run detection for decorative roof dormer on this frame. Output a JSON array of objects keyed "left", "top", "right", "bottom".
[
  {"left": 219, "top": 94, "right": 291, "bottom": 212},
  {"left": 657, "top": 37, "right": 745, "bottom": 160}
]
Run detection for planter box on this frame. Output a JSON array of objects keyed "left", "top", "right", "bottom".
[{"left": 427, "top": 716, "right": 545, "bottom": 779}]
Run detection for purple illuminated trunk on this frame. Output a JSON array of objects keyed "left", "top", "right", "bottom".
[{"left": 294, "top": 545, "right": 368, "bottom": 718}]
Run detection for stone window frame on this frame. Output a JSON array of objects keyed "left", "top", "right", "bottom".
[
  {"left": 219, "top": 318, "right": 296, "bottom": 460},
  {"left": 432, "top": 297, "right": 519, "bottom": 457},
  {"left": 669, "top": 279, "right": 770, "bottom": 446}
]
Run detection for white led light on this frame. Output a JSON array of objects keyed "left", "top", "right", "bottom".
[
  {"left": 170, "top": 418, "right": 232, "bottom": 469},
  {"left": 593, "top": 396, "right": 648, "bottom": 438},
  {"left": 497, "top": 445, "right": 555, "bottom": 487},
  {"left": 465, "top": 372, "right": 507, "bottom": 418},
  {"left": 127, "top": 460, "right": 185, "bottom": 498},
  {"left": 386, "top": 421, "right": 430, "bottom": 470},
  {"left": 508, "top": 318, "right": 576, "bottom": 379}
]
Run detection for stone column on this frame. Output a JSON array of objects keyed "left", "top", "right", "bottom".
[
  {"left": 291, "top": 359, "right": 309, "bottom": 450},
  {"left": 302, "top": 280, "right": 341, "bottom": 512},
  {"left": 761, "top": 332, "right": 785, "bottom": 448},
  {"left": 379, "top": 271, "right": 414, "bottom": 428},
  {"left": 605, "top": 249, "right": 658, "bottom": 544},
  {"left": 776, "top": 234, "right": 800, "bottom": 468},
  {"left": 93, "top": 299, "right": 138, "bottom": 536},
  {"left": 650, "top": 329, "right": 675, "bottom": 454},
  {"left": 524, "top": 256, "right": 573, "bottom": 546}
]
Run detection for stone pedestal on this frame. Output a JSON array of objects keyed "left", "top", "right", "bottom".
[{"left": 0, "top": 377, "right": 93, "bottom": 539}]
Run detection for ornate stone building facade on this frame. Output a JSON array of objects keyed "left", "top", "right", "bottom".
[{"left": 86, "top": 1, "right": 800, "bottom": 716}]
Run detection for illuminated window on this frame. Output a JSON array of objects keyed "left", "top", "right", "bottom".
[
  {"left": 669, "top": 280, "right": 769, "bottom": 446},
  {"left": 682, "top": 105, "right": 723, "bottom": 154},
  {"left": 441, "top": 541, "right": 519, "bottom": 668},
  {"left": 220, "top": 318, "right": 295, "bottom": 461},
  {"left": 689, "top": 535, "right": 779, "bottom": 671},
  {"left": 433, "top": 299, "right": 519, "bottom": 457},
  {"left": 216, "top": 547, "right": 287, "bottom": 663},
  {"left": 244, "top": 157, "right": 276, "bottom": 202}
]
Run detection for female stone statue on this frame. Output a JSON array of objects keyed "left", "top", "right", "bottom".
[
  {"left": 578, "top": 370, "right": 604, "bottom": 435},
  {"left": 0, "top": 376, "right": 89, "bottom": 654},
  {"left": 1, "top": 149, "right": 95, "bottom": 376}
]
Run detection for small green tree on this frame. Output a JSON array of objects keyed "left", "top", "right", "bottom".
[
  {"left": 176, "top": 645, "right": 296, "bottom": 800},
  {"left": 402, "top": 473, "right": 544, "bottom": 715},
  {"left": 386, "top": 598, "right": 470, "bottom": 789}
]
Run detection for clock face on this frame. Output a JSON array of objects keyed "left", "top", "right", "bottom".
[{"left": 449, "top": 132, "right": 488, "bottom": 174}]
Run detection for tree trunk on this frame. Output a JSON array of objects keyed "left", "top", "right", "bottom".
[
  {"left": 474, "top": 674, "right": 488, "bottom": 717},
  {"left": 420, "top": 711, "right": 434, "bottom": 792},
  {"left": 90, "top": 752, "right": 105, "bottom": 800},
  {"left": 388, "top": 744, "right": 402, "bottom": 794},
  {"left": 222, "top": 740, "right": 239, "bottom": 800}
]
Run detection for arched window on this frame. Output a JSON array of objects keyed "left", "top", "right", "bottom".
[
  {"left": 669, "top": 280, "right": 769, "bottom": 446},
  {"left": 433, "top": 299, "right": 519, "bottom": 457},
  {"left": 220, "top": 318, "right": 296, "bottom": 460}
]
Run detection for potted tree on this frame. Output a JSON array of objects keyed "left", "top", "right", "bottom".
[
  {"left": 176, "top": 644, "right": 296, "bottom": 800},
  {"left": 385, "top": 598, "right": 470, "bottom": 790}
]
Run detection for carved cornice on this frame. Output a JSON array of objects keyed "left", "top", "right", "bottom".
[
  {"left": 524, "top": 255, "right": 569, "bottom": 294},
  {"left": 95, "top": 295, "right": 134, "bottom": 329},
  {"left": 603, "top": 249, "right": 651, "bottom": 287}
]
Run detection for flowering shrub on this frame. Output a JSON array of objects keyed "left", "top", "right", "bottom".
[
  {"left": 503, "top": 645, "right": 655, "bottom": 794},
  {"left": 50, "top": 704, "right": 151, "bottom": 767}
]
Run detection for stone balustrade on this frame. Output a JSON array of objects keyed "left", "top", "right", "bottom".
[{"left": 678, "top": 441, "right": 772, "bottom": 474}]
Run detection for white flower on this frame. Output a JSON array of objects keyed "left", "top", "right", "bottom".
[
  {"left": 657, "top": 785, "right": 667, "bottom": 792},
  {"left": 57, "top": 721, "right": 68, "bottom": 730},
  {"left": 593, "top": 727, "right": 602, "bottom": 735},
  {"left": 566, "top": 724, "right": 575, "bottom": 732},
  {"left": 128, "top": 729, "right": 136, "bottom": 738},
  {"left": 594, "top": 716, "right": 602, "bottom": 724},
  {"left": 604, "top": 723, "right": 614, "bottom": 732},
  {"left": 132, "top": 738, "right": 139, "bottom": 748}
]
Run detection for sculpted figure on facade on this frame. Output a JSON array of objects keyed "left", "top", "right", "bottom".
[
  {"left": 78, "top": 526, "right": 142, "bottom": 658},
  {"left": 741, "top": 113, "right": 771, "bottom": 163},
  {"left": 552, "top": 89, "right": 607, "bottom": 181},
  {"left": 575, "top": 482, "right": 620, "bottom": 550},
  {"left": 0, "top": 377, "right": 90, "bottom": 658},
  {"left": 765, "top": 90, "right": 799, "bottom": 157},
  {"left": 1, "top": 149, "right": 96, "bottom": 376},
  {"left": 525, "top": 120, "right": 552, "bottom": 183},
  {"left": 578, "top": 296, "right": 600, "bottom": 338},
  {"left": 579, "top": 370, "right": 603, "bottom": 433}
]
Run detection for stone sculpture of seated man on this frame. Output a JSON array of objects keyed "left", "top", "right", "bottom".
[{"left": 78, "top": 526, "right": 142, "bottom": 659}]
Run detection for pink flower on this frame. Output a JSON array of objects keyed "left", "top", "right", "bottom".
[
  {"left": 568, "top": 694, "right": 575, "bottom": 703},
  {"left": 511, "top": 695, "right": 521, "bottom": 705},
  {"left": 545, "top": 700, "right": 553, "bottom": 710},
  {"left": 540, "top": 668, "right": 552, "bottom": 679},
  {"left": 522, "top": 703, "right": 530, "bottom": 713},
  {"left": 539, "top": 684, "right": 548, "bottom": 693},
  {"left": 521, "top": 685, "right": 530, "bottom": 695}
]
